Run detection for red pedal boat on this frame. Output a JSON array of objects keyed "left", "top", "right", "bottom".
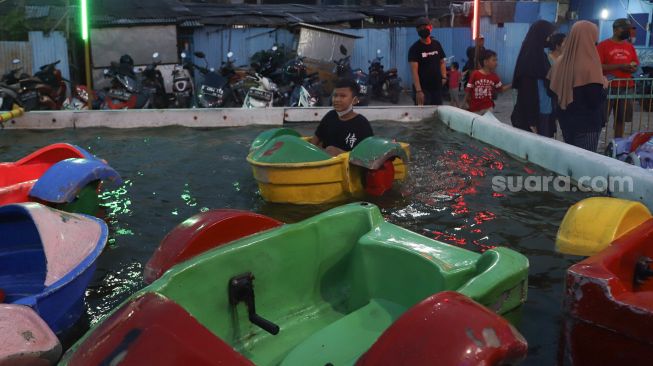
[
  {"left": 0, "top": 143, "right": 121, "bottom": 214},
  {"left": 556, "top": 197, "right": 653, "bottom": 365}
]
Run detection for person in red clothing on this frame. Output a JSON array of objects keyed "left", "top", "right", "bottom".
[
  {"left": 597, "top": 18, "right": 640, "bottom": 138},
  {"left": 448, "top": 62, "right": 463, "bottom": 107},
  {"left": 465, "top": 50, "right": 511, "bottom": 114}
]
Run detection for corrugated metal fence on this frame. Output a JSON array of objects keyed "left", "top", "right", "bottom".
[
  {"left": 29, "top": 31, "right": 70, "bottom": 81},
  {"left": 0, "top": 32, "right": 70, "bottom": 82},
  {"left": 192, "top": 21, "right": 550, "bottom": 88}
]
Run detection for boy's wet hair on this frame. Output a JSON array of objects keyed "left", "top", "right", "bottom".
[
  {"left": 480, "top": 49, "right": 497, "bottom": 67},
  {"left": 451, "top": 61, "right": 459, "bottom": 69},
  {"left": 334, "top": 78, "right": 359, "bottom": 97}
]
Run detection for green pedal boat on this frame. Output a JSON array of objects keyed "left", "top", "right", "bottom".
[{"left": 62, "top": 203, "right": 529, "bottom": 366}]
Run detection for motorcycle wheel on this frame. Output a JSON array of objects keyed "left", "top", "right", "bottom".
[{"left": 389, "top": 90, "right": 400, "bottom": 104}]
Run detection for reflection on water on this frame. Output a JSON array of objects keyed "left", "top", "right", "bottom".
[{"left": 0, "top": 120, "right": 590, "bottom": 365}]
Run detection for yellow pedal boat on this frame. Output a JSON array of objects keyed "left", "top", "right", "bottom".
[{"left": 247, "top": 128, "right": 410, "bottom": 204}]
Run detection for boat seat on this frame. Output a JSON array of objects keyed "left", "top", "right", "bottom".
[{"left": 280, "top": 298, "right": 405, "bottom": 366}]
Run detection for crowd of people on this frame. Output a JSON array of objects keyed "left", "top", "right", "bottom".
[{"left": 408, "top": 16, "right": 641, "bottom": 153}]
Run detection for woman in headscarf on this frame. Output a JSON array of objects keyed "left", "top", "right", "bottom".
[
  {"left": 510, "top": 20, "right": 556, "bottom": 136},
  {"left": 548, "top": 21, "right": 608, "bottom": 152}
]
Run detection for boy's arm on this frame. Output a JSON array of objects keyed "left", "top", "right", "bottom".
[
  {"left": 309, "top": 135, "right": 322, "bottom": 147},
  {"left": 500, "top": 83, "right": 512, "bottom": 92},
  {"left": 464, "top": 89, "right": 471, "bottom": 109}
]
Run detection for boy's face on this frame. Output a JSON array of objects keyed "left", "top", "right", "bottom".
[
  {"left": 332, "top": 87, "right": 357, "bottom": 112},
  {"left": 484, "top": 56, "right": 498, "bottom": 71}
]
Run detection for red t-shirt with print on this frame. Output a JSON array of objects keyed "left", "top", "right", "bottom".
[
  {"left": 597, "top": 39, "right": 639, "bottom": 87},
  {"left": 465, "top": 70, "right": 502, "bottom": 112}
]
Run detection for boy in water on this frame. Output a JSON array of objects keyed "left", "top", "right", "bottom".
[
  {"left": 465, "top": 50, "right": 511, "bottom": 114},
  {"left": 310, "top": 78, "right": 373, "bottom": 156},
  {"left": 448, "top": 62, "right": 462, "bottom": 107}
]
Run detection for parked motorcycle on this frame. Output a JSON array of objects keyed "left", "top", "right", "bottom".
[
  {"left": 102, "top": 60, "right": 150, "bottom": 110},
  {"left": 242, "top": 72, "right": 278, "bottom": 108},
  {"left": 139, "top": 52, "right": 168, "bottom": 109},
  {"left": 250, "top": 45, "right": 288, "bottom": 85},
  {"left": 332, "top": 45, "right": 369, "bottom": 106},
  {"left": 170, "top": 52, "right": 194, "bottom": 109},
  {"left": 283, "top": 54, "right": 322, "bottom": 107},
  {"left": 368, "top": 49, "right": 402, "bottom": 104},
  {"left": 62, "top": 84, "right": 95, "bottom": 110},
  {"left": 0, "top": 59, "right": 23, "bottom": 111},
  {"left": 193, "top": 51, "right": 239, "bottom": 108},
  {"left": 32, "top": 60, "right": 67, "bottom": 109}
]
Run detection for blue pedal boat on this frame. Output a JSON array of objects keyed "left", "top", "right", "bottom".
[{"left": 0, "top": 202, "right": 108, "bottom": 335}]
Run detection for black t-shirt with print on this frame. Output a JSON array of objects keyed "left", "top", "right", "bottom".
[
  {"left": 315, "top": 110, "right": 374, "bottom": 151},
  {"left": 408, "top": 38, "right": 446, "bottom": 91}
]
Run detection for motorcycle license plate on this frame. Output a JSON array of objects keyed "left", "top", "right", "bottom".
[
  {"left": 249, "top": 89, "right": 272, "bottom": 102},
  {"left": 201, "top": 85, "right": 223, "bottom": 97},
  {"left": 20, "top": 90, "right": 38, "bottom": 101},
  {"left": 359, "top": 85, "right": 368, "bottom": 94},
  {"left": 108, "top": 89, "right": 131, "bottom": 101}
]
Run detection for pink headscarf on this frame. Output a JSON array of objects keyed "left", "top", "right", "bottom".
[{"left": 548, "top": 21, "right": 608, "bottom": 110}]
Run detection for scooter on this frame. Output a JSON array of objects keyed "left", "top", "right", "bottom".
[
  {"left": 242, "top": 72, "right": 278, "bottom": 108},
  {"left": 283, "top": 54, "right": 322, "bottom": 107},
  {"left": 333, "top": 45, "right": 369, "bottom": 106},
  {"left": 62, "top": 84, "right": 95, "bottom": 110},
  {"left": 170, "top": 52, "right": 194, "bottom": 109},
  {"left": 368, "top": 49, "right": 402, "bottom": 104},
  {"left": 102, "top": 61, "right": 151, "bottom": 110},
  {"left": 193, "top": 51, "right": 237, "bottom": 108},
  {"left": 139, "top": 52, "right": 168, "bottom": 109},
  {"left": 32, "top": 60, "right": 67, "bottom": 110},
  {"left": 0, "top": 59, "right": 23, "bottom": 111}
]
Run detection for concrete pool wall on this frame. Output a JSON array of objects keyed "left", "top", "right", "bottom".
[
  {"left": 0, "top": 106, "right": 437, "bottom": 129},
  {"left": 3, "top": 105, "right": 652, "bottom": 208},
  {"left": 436, "top": 106, "right": 653, "bottom": 209}
]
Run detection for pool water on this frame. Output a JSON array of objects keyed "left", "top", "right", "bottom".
[{"left": 1, "top": 119, "right": 590, "bottom": 365}]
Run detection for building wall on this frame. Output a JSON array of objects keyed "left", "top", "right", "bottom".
[
  {"left": 0, "top": 31, "right": 69, "bottom": 82},
  {"left": 191, "top": 2, "right": 564, "bottom": 88}
]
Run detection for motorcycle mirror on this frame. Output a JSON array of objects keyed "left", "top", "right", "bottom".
[
  {"left": 152, "top": 52, "right": 160, "bottom": 59},
  {"left": 227, "top": 51, "right": 234, "bottom": 58},
  {"left": 181, "top": 52, "right": 187, "bottom": 59},
  {"left": 194, "top": 51, "right": 206, "bottom": 58},
  {"left": 339, "top": 45, "right": 347, "bottom": 56},
  {"left": 376, "top": 49, "right": 381, "bottom": 55},
  {"left": 272, "top": 46, "right": 278, "bottom": 51},
  {"left": 12, "top": 58, "right": 20, "bottom": 65}
]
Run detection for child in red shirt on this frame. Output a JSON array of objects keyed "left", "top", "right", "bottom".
[
  {"left": 465, "top": 50, "right": 511, "bottom": 114},
  {"left": 448, "top": 62, "right": 462, "bottom": 107}
]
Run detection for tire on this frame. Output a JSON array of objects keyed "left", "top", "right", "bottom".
[
  {"left": 605, "top": 141, "right": 615, "bottom": 158},
  {"left": 626, "top": 152, "right": 641, "bottom": 167}
]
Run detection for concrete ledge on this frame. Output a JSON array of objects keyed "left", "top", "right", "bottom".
[
  {"left": 1, "top": 106, "right": 437, "bottom": 130},
  {"left": 1, "top": 108, "right": 286, "bottom": 129},
  {"left": 284, "top": 106, "right": 438, "bottom": 123},
  {"left": 437, "top": 106, "right": 653, "bottom": 209}
]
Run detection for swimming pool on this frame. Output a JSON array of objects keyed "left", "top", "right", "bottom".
[{"left": 1, "top": 118, "right": 590, "bottom": 365}]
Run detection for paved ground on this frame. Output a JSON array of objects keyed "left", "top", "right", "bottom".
[{"left": 370, "top": 90, "right": 653, "bottom": 154}]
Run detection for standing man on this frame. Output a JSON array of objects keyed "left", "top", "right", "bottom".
[
  {"left": 409, "top": 17, "right": 447, "bottom": 105},
  {"left": 597, "top": 18, "right": 640, "bottom": 138}
]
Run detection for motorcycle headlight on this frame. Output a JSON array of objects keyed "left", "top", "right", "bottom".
[{"left": 174, "top": 81, "right": 188, "bottom": 92}]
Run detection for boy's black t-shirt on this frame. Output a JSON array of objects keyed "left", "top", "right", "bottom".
[
  {"left": 315, "top": 110, "right": 374, "bottom": 151},
  {"left": 408, "top": 38, "right": 446, "bottom": 91}
]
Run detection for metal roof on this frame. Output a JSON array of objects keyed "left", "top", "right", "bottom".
[{"left": 25, "top": 5, "right": 50, "bottom": 19}]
